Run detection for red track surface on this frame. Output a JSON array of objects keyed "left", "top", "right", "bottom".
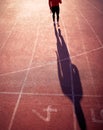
[{"left": 0, "top": 0, "right": 103, "bottom": 130}]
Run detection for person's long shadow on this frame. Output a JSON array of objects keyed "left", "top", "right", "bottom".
[{"left": 54, "top": 24, "right": 87, "bottom": 130}]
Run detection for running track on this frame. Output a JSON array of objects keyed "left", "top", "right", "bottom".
[{"left": 0, "top": 0, "right": 103, "bottom": 130}]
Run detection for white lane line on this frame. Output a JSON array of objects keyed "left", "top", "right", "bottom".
[
  {"left": 0, "top": 68, "right": 29, "bottom": 76},
  {"left": 0, "top": 92, "right": 20, "bottom": 95},
  {"left": 78, "top": 9, "right": 103, "bottom": 47},
  {"left": 61, "top": 19, "right": 76, "bottom": 130},
  {"left": 77, "top": 13, "right": 97, "bottom": 94},
  {"left": 0, "top": 58, "right": 69, "bottom": 76},
  {"left": 86, "top": 0, "right": 103, "bottom": 15},
  {"left": 74, "top": 0, "right": 100, "bottom": 105},
  {"left": 0, "top": 91, "right": 103, "bottom": 98},
  {"left": 0, "top": 20, "right": 17, "bottom": 53},
  {"left": 69, "top": 1, "right": 82, "bottom": 129},
  {"left": 8, "top": 18, "right": 40, "bottom": 130},
  {"left": 71, "top": 46, "right": 103, "bottom": 59},
  {"left": 32, "top": 105, "right": 57, "bottom": 122},
  {"left": 0, "top": 45, "right": 102, "bottom": 77}
]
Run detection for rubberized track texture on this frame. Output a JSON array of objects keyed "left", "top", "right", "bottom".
[{"left": 0, "top": 0, "right": 103, "bottom": 130}]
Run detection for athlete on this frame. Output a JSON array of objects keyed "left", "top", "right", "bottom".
[{"left": 49, "top": 0, "right": 62, "bottom": 26}]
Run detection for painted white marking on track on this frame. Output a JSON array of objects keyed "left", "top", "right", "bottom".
[
  {"left": 0, "top": 20, "right": 17, "bottom": 53},
  {"left": 0, "top": 91, "right": 103, "bottom": 98},
  {"left": 61, "top": 17, "right": 76, "bottom": 130},
  {"left": 78, "top": 9, "right": 103, "bottom": 47},
  {"left": 91, "top": 109, "right": 103, "bottom": 123},
  {"left": 0, "top": 45, "right": 102, "bottom": 77},
  {"left": 86, "top": 0, "right": 103, "bottom": 15},
  {"left": 8, "top": 16, "right": 40, "bottom": 130},
  {"left": 32, "top": 105, "right": 57, "bottom": 122}
]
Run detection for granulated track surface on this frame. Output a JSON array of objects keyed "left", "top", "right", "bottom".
[{"left": 0, "top": 0, "right": 103, "bottom": 130}]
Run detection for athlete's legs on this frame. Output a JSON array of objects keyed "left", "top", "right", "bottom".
[
  {"left": 56, "top": 6, "right": 60, "bottom": 22},
  {"left": 53, "top": 13, "right": 55, "bottom": 22},
  {"left": 51, "top": 7, "right": 55, "bottom": 22},
  {"left": 51, "top": 6, "right": 60, "bottom": 26}
]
